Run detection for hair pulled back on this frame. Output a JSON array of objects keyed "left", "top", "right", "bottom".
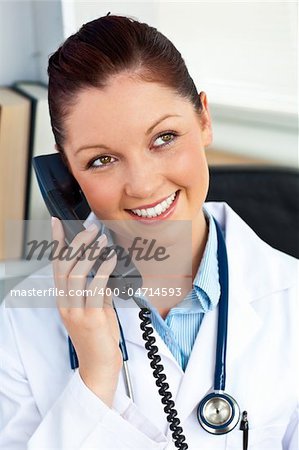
[{"left": 48, "top": 14, "right": 202, "bottom": 152}]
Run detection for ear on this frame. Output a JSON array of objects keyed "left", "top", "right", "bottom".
[
  {"left": 199, "top": 91, "right": 213, "bottom": 147},
  {"left": 54, "top": 144, "right": 73, "bottom": 174}
]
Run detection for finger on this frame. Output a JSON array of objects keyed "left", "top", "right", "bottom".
[
  {"left": 65, "top": 234, "right": 108, "bottom": 309},
  {"left": 103, "top": 293, "right": 114, "bottom": 310},
  {"left": 86, "top": 249, "right": 117, "bottom": 309},
  {"left": 51, "top": 217, "right": 67, "bottom": 278},
  {"left": 52, "top": 220, "right": 100, "bottom": 281},
  {"left": 52, "top": 221, "right": 102, "bottom": 309},
  {"left": 51, "top": 217, "right": 70, "bottom": 307},
  {"left": 69, "top": 234, "right": 108, "bottom": 282}
]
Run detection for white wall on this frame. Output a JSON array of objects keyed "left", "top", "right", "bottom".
[
  {"left": 157, "top": 2, "right": 297, "bottom": 115},
  {"left": 0, "top": 0, "right": 64, "bottom": 85},
  {"left": 0, "top": 1, "right": 38, "bottom": 84},
  {"left": 31, "top": 1, "right": 64, "bottom": 83},
  {"left": 63, "top": 1, "right": 297, "bottom": 114},
  {"left": 61, "top": 1, "right": 159, "bottom": 37}
]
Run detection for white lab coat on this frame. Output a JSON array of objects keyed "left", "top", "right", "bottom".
[{"left": 0, "top": 202, "right": 298, "bottom": 450}]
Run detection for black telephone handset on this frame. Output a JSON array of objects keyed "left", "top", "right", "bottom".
[{"left": 32, "top": 153, "right": 142, "bottom": 299}]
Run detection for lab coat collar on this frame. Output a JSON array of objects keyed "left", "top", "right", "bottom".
[{"left": 205, "top": 201, "right": 296, "bottom": 300}]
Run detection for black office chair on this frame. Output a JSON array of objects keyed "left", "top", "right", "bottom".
[{"left": 207, "top": 166, "right": 299, "bottom": 259}]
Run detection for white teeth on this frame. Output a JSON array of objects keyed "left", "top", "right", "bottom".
[
  {"left": 155, "top": 204, "right": 163, "bottom": 215},
  {"left": 161, "top": 200, "right": 168, "bottom": 210},
  {"left": 131, "top": 191, "right": 177, "bottom": 218},
  {"left": 147, "top": 208, "right": 156, "bottom": 217}
]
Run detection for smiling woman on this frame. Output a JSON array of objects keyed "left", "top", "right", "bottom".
[
  {"left": 60, "top": 79, "right": 209, "bottom": 232},
  {"left": 0, "top": 14, "right": 298, "bottom": 450}
]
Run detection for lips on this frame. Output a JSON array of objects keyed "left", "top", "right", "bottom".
[{"left": 126, "top": 190, "right": 180, "bottom": 222}]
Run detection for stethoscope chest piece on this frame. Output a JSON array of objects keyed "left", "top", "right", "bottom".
[{"left": 197, "top": 391, "right": 240, "bottom": 435}]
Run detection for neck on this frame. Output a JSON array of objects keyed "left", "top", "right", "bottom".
[{"left": 114, "top": 209, "right": 209, "bottom": 317}]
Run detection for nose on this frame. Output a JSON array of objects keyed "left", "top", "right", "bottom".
[{"left": 123, "top": 154, "right": 163, "bottom": 199}]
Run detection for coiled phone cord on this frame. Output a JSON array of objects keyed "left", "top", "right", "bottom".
[{"left": 139, "top": 307, "right": 189, "bottom": 450}]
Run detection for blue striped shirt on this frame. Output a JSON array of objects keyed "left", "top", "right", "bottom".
[{"left": 138, "top": 207, "right": 220, "bottom": 371}]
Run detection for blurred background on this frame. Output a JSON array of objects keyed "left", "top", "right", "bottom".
[{"left": 0, "top": 1, "right": 298, "bottom": 293}]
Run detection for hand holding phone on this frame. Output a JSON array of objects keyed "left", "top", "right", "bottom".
[
  {"left": 33, "top": 152, "right": 142, "bottom": 403},
  {"left": 51, "top": 217, "right": 122, "bottom": 407}
]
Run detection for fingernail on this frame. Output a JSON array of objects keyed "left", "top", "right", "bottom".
[
  {"left": 97, "top": 234, "right": 107, "bottom": 245},
  {"left": 86, "top": 223, "right": 98, "bottom": 232},
  {"left": 51, "top": 217, "right": 58, "bottom": 227},
  {"left": 106, "top": 248, "right": 116, "bottom": 260}
]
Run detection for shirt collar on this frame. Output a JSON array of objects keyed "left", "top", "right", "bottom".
[
  {"left": 170, "top": 205, "right": 220, "bottom": 315},
  {"left": 193, "top": 206, "right": 221, "bottom": 309}
]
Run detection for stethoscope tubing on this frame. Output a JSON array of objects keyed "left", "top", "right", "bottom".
[{"left": 213, "top": 219, "right": 228, "bottom": 392}]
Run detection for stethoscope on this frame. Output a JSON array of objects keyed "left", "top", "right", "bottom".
[
  {"left": 196, "top": 218, "right": 240, "bottom": 434},
  {"left": 68, "top": 217, "right": 240, "bottom": 436}
]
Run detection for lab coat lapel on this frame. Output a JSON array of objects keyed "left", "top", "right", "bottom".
[{"left": 205, "top": 202, "right": 267, "bottom": 372}]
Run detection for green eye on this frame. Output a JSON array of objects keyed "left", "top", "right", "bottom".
[
  {"left": 154, "top": 132, "right": 177, "bottom": 147},
  {"left": 161, "top": 134, "right": 173, "bottom": 142},
  {"left": 98, "top": 156, "right": 112, "bottom": 165},
  {"left": 89, "top": 155, "right": 116, "bottom": 169}
]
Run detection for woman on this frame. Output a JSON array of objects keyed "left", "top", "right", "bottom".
[{"left": 0, "top": 15, "right": 297, "bottom": 449}]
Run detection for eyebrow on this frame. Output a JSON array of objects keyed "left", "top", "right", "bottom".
[
  {"left": 74, "top": 113, "right": 181, "bottom": 155},
  {"left": 145, "top": 113, "right": 181, "bottom": 135}
]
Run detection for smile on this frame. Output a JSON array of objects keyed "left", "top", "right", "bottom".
[{"left": 127, "top": 191, "right": 179, "bottom": 219}]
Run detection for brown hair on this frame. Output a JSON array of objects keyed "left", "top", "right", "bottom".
[{"left": 48, "top": 14, "right": 202, "bottom": 153}]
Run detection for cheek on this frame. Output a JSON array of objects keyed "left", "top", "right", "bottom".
[
  {"left": 74, "top": 172, "right": 121, "bottom": 217},
  {"left": 176, "top": 139, "right": 209, "bottom": 196}
]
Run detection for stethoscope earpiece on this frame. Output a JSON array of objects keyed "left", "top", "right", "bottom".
[{"left": 197, "top": 391, "right": 240, "bottom": 435}]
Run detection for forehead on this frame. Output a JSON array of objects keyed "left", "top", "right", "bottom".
[{"left": 64, "top": 75, "right": 195, "bottom": 150}]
